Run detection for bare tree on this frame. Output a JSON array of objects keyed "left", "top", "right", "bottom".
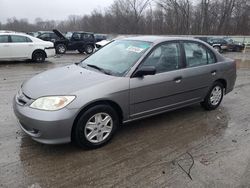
[
  {"left": 157, "top": 0, "right": 192, "bottom": 34},
  {"left": 1, "top": 0, "right": 249, "bottom": 35}
]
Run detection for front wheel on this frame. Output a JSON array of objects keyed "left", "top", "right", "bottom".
[
  {"left": 201, "top": 82, "right": 224, "bottom": 110},
  {"left": 56, "top": 44, "right": 67, "bottom": 54},
  {"left": 32, "top": 51, "right": 46, "bottom": 63},
  {"left": 72, "top": 105, "right": 119, "bottom": 149}
]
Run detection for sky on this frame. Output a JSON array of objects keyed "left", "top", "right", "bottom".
[{"left": 0, "top": 0, "right": 114, "bottom": 23}]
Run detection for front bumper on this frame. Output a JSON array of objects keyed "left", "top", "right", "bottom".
[
  {"left": 13, "top": 96, "right": 78, "bottom": 144},
  {"left": 45, "top": 48, "right": 56, "bottom": 58}
]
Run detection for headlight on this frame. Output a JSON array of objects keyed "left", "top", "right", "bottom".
[{"left": 30, "top": 96, "right": 75, "bottom": 111}]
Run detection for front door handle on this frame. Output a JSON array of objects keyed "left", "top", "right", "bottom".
[
  {"left": 211, "top": 70, "right": 217, "bottom": 76},
  {"left": 174, "top": 76, "right": 182, "bottom": 83}
]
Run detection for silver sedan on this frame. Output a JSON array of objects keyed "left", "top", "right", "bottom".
[{"left": 13, "top": 36, "right": 236, "bottom": 148}]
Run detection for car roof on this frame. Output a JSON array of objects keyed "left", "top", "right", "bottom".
[
  {"left": 0, "top": 32, "right": 28, "bottom": 36},
  {"left": 122, "top": 36, "right": 204, "bottom": 44}
]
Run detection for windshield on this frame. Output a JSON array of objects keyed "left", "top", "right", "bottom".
[{"left": 81, "top": 40, "right": 152, "bottom": 76}]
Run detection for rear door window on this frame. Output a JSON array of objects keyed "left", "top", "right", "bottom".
[
  {"left": 11, "top": 35, "right": 32, "bottom": 43},
  {"left": 184, "top": 42, "right": 216, "bottom": 67},
  {"left": 0, "top": 35, "right": 9, "bottom": 43}
]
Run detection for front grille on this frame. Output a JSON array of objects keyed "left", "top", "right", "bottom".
[{"left": 16, "top": 89, "right": 32, "bottom": 106}]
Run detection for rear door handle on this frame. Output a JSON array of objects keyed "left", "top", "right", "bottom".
[
  {"left": 211, "top": 70, "right": 217, "bottom": 76},
  {"left": 3, "top": 45, "right": 9, "bottom": 47},
  {"left": 174, "top": 76, "right": 182, "bottom": 83}
]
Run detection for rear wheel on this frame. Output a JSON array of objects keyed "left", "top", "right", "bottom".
[
  {"left": 201, "top": 82, "right": 224, "bottom": 110},
  {"left": 56, "top": 44, "right": 66, "bottom": 54},
  {"left": 32, "top": 51, "right": 46, "bottom": 63},
  {"left": 73, "top": 105, "right": 119, "bottom": 149},
  {"left": 85, "top": 45, "right": 94, "bottom": 54}
]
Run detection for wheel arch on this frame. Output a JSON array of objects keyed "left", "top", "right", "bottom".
[
  {"left": 71, "top": 100, "right": 123, "bottom": 140},
  {"left": 32, "top": 49, "right": 47, "bottom": 58},
  {"left": 215, "top": 78, "right": 227, "bottom": 91}
]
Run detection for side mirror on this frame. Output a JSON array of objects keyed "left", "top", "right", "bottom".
[{"left": 133, "top": 66, "right": 156, "bottom": 77}]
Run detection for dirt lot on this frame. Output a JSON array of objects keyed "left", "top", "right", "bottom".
[{"left": 0, "top": 51, "right": 250, "bottom": 188}]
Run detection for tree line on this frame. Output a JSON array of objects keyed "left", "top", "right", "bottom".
[{"left": 0, "top": 0, "right": 249, "bottom": 35}]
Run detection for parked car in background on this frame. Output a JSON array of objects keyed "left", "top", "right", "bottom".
[
  {"left": 196, "top": 36, "right": 245, "bottom": 53},
  {"left": 37, "top": 31, "right": 62, "bottom": 43},
  {"left": 95, "top": 40, "right": 110, "bottom": 49},
  {"left": 223, "top": 37, "right": 245, "bottom": 52},
  {"left": 208, "top": 38, "right": 229, "bottom": 53},
  {"left": 51, "top": 30, "right": 96, "bottom": 54},
  {"left": 196, "top": 37, "right": 228, "bottom": 53},
  {"left": 13, "top": 36, "right": 236, "bottom": 148},
  {"left": 0, "top": 32, "right": 55, "bottom": 62}
]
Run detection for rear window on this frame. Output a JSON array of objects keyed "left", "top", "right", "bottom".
[
  {"left": 11, "top": 35, "right": 32, "bottom": 43},
  {"left": 0, "top": 35, "right": 9, "bottom": 43}
]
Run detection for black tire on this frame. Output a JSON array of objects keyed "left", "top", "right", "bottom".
[
  {"left": 201, "top": 82, "right": 224, "bottom": 110},
  {"left": 85, "top": 45, "right": 94, "bottom": 54},
  {"left": 32, "top": 51, "right": 46, "bottom": 63},
  {"left": 72, "top": 105, "right": 119, "bottom": 149},
  {"left": 56, "top": 44, "right": 66, "bottom": 54}
]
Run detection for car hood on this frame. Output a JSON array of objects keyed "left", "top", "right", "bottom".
[
  {"left": 22, "top": 64, "right": 115, "bottom": 99},
  {"left": 53, "top": 29, "right": 67, "bottom": 40}
]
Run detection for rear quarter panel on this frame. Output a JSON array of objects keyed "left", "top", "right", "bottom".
[
  {"left": 211, "top": 58, "right": 236, "bottom": 94},
  {"left": 218, "top": 58, "right": 236, "bottom": 94}
]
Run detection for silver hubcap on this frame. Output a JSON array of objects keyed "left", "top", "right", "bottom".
[
  {"left": 58, "top": 46, "right": 65, "bottom": 53},
  {"left": 210, "top": 86, "right": 222, "bottom": 106},
  {"left": 84, "top": 113, "right": 113, "bottom": 143},
  {"left": 86, "top": 46, "right": 92, "bottom": 53}
]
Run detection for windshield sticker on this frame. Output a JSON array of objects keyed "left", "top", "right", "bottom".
[{"left": 126, "top": 46, "right": 145, "bottom": 53}]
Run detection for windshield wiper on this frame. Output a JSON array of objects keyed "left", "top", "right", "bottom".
[{"left": 86, "top": 64, "right": 111, "bottom": 75}]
